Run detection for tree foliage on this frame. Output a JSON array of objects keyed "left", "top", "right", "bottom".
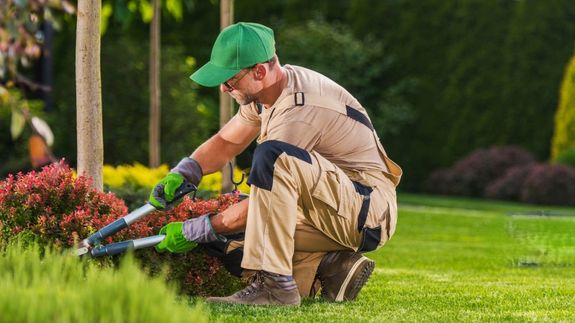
[
  {"left": 0, "top": 0, "right": 74, "bottom": 79},
  {"left": 0, "top": 0, "right": 74, "bottom": 175},
  {"left": 347, "top": 0, "right": 575, "bottom": 190},
  {"left": 52, "top": 26, "right": 217, "bottom": 167},
  {"left": 3, "top": 0, "right": 575, "bottom": 194},
  {"left": 277, "top": 20, "right": 414, "bottom": 136},
  {"left": 551, "top": 53, "right": 575, "bottom": 159}
]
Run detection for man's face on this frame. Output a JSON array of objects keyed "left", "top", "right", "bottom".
[{"left": 220, "top": 67, "right": 258, "bottom": 106}]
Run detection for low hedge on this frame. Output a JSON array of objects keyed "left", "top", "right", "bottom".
[{"left": 0, "top": 161, "right": 242, "bottom": 296}]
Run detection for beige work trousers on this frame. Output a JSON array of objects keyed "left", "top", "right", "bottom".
[{"left": 241, "top": 142, "right": 398, "bottom": 296}]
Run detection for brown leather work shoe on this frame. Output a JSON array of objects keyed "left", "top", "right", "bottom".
[
  {"left": 316, "top": 251, "right": 375, "bottom": 302},
  {"left": 206, "top": 271, "right": 301, "bottom": 306}
]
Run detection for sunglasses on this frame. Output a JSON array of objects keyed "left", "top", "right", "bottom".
[{"left": 222, "top": 66, "right": 254, "bottom": 91}]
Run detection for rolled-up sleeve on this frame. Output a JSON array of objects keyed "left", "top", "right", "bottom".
[{"left": 236, "top": 103, "right": 261, "bottom": 127}]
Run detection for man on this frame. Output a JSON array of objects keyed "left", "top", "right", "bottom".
[{"left": 149, "top": 22, "right": 402, "bottom": 306}]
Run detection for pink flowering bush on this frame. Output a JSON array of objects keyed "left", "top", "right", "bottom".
[{"left": 0, "top": 161, "right": 243, "bottom": 296}]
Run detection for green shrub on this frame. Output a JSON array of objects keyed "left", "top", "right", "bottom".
[
  {"left": 554, "top": 146, "right": 575, "bottom": 167},
  {"left": 552, "top": 53, "right": 575, "bottom": 160},
  {"left": 348, "top": 0, "right": 575, "bottom": 191},
  {"left": 0, "top": 242, "right": 208, "bottom": 323}
]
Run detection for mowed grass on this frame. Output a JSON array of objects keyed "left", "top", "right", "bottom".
[
  {"left": 2, "top": 194, "right": 573, "bottom": 322},
  {"left": 207, "top": 194, "right": 575, "bottom": 322}
]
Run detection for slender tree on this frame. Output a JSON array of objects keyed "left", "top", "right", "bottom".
[
  {"left": 149, "top": 0, "right": 161, "bottom": 167},
  {"left": 220, "top": 0, "right": 234, "bottom": 193},
  {"left": 76, "top": 0, "right": 103, "bottom": 190}
]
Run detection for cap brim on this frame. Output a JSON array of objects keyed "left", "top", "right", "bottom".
[{"left": 190, "top": 62, "right": 240, "bottom": 87}]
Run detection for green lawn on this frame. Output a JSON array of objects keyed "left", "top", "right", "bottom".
[
  {"left": 206, "top": 193, "right": 575, "bottom": 322},
  {"left": 3, "top": 194, "right": 574, "bottom": 322}
]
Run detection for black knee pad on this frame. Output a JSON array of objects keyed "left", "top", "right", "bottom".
[
  {"left": 200, "top": 232, "right": 245, "bottom": 277},
  {"left": 248, "top": 140, "right": 311, "bottom": 190}
]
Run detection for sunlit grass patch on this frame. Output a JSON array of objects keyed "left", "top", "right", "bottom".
[{"left": 0, "top": 242, "right": 208, "bottom": 323}]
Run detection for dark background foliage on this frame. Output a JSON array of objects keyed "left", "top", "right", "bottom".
[{"left": 2, "top": 0, "right": 575, "bottom": 193}]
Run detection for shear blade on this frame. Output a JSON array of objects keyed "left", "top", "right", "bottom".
[{"left": 76, "top": 247, "right": 89, "bottom": 256}]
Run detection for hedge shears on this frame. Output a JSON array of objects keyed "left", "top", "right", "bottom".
[{"left": 76, "top": 180, "right": 197, "bottom": 257}]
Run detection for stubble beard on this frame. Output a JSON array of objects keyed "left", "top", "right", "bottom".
[{"left": 233, "top": 93, "right": 257, "bottom": 106}]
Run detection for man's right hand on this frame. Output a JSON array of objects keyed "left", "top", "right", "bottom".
[
  {"left": 149, "top": 157, "right": 203, "bottom": 210},
  {"left": 149, "top": 172, "right": 185, "bottom": 209}
]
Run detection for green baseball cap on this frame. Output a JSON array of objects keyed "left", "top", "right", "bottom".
[{"left": 190, "top": 22, "right": 276, "bottom": 87}]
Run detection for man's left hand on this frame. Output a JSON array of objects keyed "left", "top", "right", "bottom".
[{"left": 155, "top": 222, "right": 197, "bottom": 253}]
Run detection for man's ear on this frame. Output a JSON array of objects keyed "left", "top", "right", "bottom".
[{"left": 253, "top": 64, "right": 267, "bottom": 81}]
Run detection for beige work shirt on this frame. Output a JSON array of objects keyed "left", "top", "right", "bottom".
[{"left": 235, "top": 64, "right": 400, "bottom": 186}]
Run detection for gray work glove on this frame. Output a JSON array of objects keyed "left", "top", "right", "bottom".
[{"left": 182, "top": 213, "right": 227, "bottom": 244}]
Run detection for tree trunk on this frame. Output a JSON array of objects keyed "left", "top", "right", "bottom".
[
  {"left": 75, "top": 0, "right": 103, "bottom": 190},
  {"left": 220, "top": 0, "right": 234, "bottom": 193},
  {"left": 149, "top": 0, "right": 161, "bottom": 168}
]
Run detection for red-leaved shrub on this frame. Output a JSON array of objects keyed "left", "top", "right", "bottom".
[
  {"left": 426, "top": 146, "right": 535, "bottom": 197},
  {"left": 519, "top": 164, "right": 575, "bottom": 206},
  {"left": 0, "top": 161, "right": 127, "bottom": 247},
  {"left": 0, "top": 161, "right": 243, "bottom": 296},
  {"left": 484, "top": 164, "right": 535, "bottom": 201},
  {"left": 119, "top": 192, "right": 244, "bottom": 296}
]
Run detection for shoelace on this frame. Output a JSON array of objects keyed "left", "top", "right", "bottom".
[
  {"left": 238, "top": 272, "right": 264, "bottom": 298},
  {"left": 320, "top": 278, "right": 327, "bottom": 297},
  {"left": 310, "top": 274, "right": 327, "bottom": 297}
]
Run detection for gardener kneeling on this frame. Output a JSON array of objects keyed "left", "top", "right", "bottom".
[{"left": 150, "top": 22, "right": 402, "bottom": 306}]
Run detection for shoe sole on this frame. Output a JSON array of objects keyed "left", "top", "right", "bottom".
[
  {"left": 206, "top": 296, "right": 301, "bottom": 306},
  {"left": 335, "top": 256, "right": 375, "bottom": 302}
]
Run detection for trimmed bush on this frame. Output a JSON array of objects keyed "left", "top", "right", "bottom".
[
  {"left": 0, "top": 161, "right": 243, "bottom": 296},
  {"left": 118, "top": 194, "right": 245, "bottom": 296},
  {"left": 485, "top": 164, "right": 535, "bottom": 201},
  {"left": 0, "top": 160, "right": 128, "bottom": 247},
  {"left": 426, "top": 146, "right": 535, "bottom": 197},
  {"left": 520, "top": 164, "right": 575, "bottom": 206}
]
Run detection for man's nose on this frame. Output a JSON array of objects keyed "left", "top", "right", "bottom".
[{"left": 220, "top": 83, "right": 230, "bottom": 93}]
